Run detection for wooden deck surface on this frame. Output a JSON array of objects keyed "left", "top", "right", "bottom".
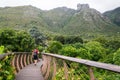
[{"left": 15, "top": 61, "right": 44, "bottom": 80}]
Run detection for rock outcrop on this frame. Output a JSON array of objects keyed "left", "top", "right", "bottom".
[{"left": 77, "top": 3, "right": 89, "bottom": 11}]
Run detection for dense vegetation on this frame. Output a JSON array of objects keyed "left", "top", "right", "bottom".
[
  {"left": 0, "top": 29, "right": 35, "bottom": 52},
  {"left": 0, "top": 46, "right": 15, "bottom": 80},
  {"left": 0, "top": 28, "right": 120, "bottom": 79},
  {"left": 48, "top": 36, "right": 120, "bottom": 63}
]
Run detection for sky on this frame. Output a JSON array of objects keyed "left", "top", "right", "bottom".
[{"left": 0, "top": 0, "right": 120, "bottom": 13}]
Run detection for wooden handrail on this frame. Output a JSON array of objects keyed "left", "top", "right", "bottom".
[
  {"left": 0, "top": 52, "right": 31, "bottom": 60},
  {"left": 43, "top": 53, "right": 120, "bottom": 73},
  {"left": 13, "top": 52, "right": 31, "bottom": 54},
  {"left": 0, "top": 53, "right": 12, "bottom": 60}
]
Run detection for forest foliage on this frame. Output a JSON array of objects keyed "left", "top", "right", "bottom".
[
  {"left": 0, "top": 28, "right": 120, "bottom": 79},
  {"left": 46, "top": 35, "right": 120, "bottom": 64}
]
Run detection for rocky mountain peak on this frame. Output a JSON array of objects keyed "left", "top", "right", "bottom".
[{"left": 77, "top": 3, "right": 89, "bottom": 11}]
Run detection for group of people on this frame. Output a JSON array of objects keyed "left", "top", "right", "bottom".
[{"left": 32, "top": 48, "right": 40, "bottom": 66}]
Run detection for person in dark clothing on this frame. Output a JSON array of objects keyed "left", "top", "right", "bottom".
[{"left": 32, "top": 48, "right": 39, "bottom": 66}]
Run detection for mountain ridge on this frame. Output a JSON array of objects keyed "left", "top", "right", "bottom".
[
  {"left": 0, "top": 4, "right": 120, "bottom": 39},
  {"left": 103, "top": 7, "right": 120, "bottom": 27}
]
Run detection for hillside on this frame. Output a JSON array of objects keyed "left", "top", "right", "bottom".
[
  {"left": 103, "top": 7, "right": 120, "bottom": 27},
  {"left": 41, "top": 7, "right": 75, "bottom": 32},
  {"left": 0, "top": 4, "right": 120, "bottom": 39},
  {"left": 0, "top": 5, "right": 49, "bottom": 33}
]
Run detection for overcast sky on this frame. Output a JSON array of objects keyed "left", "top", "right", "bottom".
[{"left": 0, "top": 0, "right": 120, "bottom": 13}]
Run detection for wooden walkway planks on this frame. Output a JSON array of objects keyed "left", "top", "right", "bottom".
[{"left": 15, "top": 62, "right": 44, "bottom": 80}]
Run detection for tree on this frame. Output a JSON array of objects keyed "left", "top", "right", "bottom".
[
  {"left": 60, "top": 45, "right": 78, "bottom": 57},
  {"left": 54, "top": 35, "right": 83, "bottom": 44},
  {"left": 29, "top": 27, "right": 46, "bottom": 46},
  {"left": 0, "top": 29, "right": 16, "bottom": 45},
  {"left": 47, "top": 41, "right": 62, "bottom": 53},
  {"left": 85, "top": 41, "right": 107, "bottom": 61},
  {"left": 16, "top": 31, "right": 35, "bottom": 51},
  {"left": 0, "top": 29, "right": 35, "bottom": 52},
  {"left": 105, "top": 40, "right": 120, "bottom": 51}
]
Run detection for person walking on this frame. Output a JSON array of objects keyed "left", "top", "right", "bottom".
[{"left": 32, "top": 48, "right": 39, "bottom": 66}]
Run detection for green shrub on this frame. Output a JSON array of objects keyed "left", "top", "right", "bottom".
[
  {"left": 54, "top": 35, "right": 83, "bottom": 44},
  {"left": 60, "top": 45, "right": 78, "bottom": 57},
  {"left": 0, "top": 55, "right": 15, "bottom": 80},
  {"left": 71, "top": 43, "right": 84, "bottom": 49},
  {"left": 0, "top": 46, "right": 4, "bottom": 54},
  {"left": 113, "top": 48, "right": 120, "bottom": 65},
  {"left": 105, "top": 40, "right": 120, "bottom": 51},
  {"left": 85, "top": 41, "right": 107, "bottom": 61},
  {"left": 77, "top": 48, "right": 92, "bottom": 59},
  {"left": 0, "top": 29, "right": 35, "bottom": 52},
  {"left": 47, "top": 41, "right": 62, "bottom": 53}
]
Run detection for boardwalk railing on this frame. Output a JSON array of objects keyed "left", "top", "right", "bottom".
[
  {"left": 0, "top": 52, "right": 33, "bottom": 74},
  {"left": 41, "top": 53, "right": 120, "bottom": 80},
  {"left": 11, "top": 52, "right": 33, "bottom": 74},
  {"left": 1, "top": 52, "right": 120, "bottom": 80}
]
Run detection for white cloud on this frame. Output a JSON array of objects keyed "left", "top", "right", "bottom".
[
  {"left": 0, "top": 0, "right": 120, "bottom": 12},
  {"left": 0, "top": 0, "right": 31, "bottom": 7}
]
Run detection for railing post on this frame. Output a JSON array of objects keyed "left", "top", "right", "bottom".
[
  {"left": 27, "top": 54, "right": 30, "bottom": 65},
  {"left": 23, "top": 54, "right": 27, "bottom": 67},
  {"left": 20, "top": 54, "right": 24, "bottom": 69},
  {"left": 63, "top": 60, "right": 68, "bottom": 80},
  {"left": 30, "top": 54, "right": 33, "bottom": 64},
  {"left": 88, "top": 66, "right": 95, "bottom": 80},
  {"left": 11, "top": 54, "right": 17, "bottom": 74},
  {"left": 52, "top": 58, "right": 56, "bottom": 80},
  {"left": 45, "top": 56, "right": 51, "bottom": 80},
  {"left": 41, "top": 55, "right": 48, "bottom": 76},
  {"left": 16, "top": 54, "right": 21, "bottom": 72}
]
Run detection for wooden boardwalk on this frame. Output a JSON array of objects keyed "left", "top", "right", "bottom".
[{"left": 15, "top": 61, "right": 44, "bottom": 80}]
